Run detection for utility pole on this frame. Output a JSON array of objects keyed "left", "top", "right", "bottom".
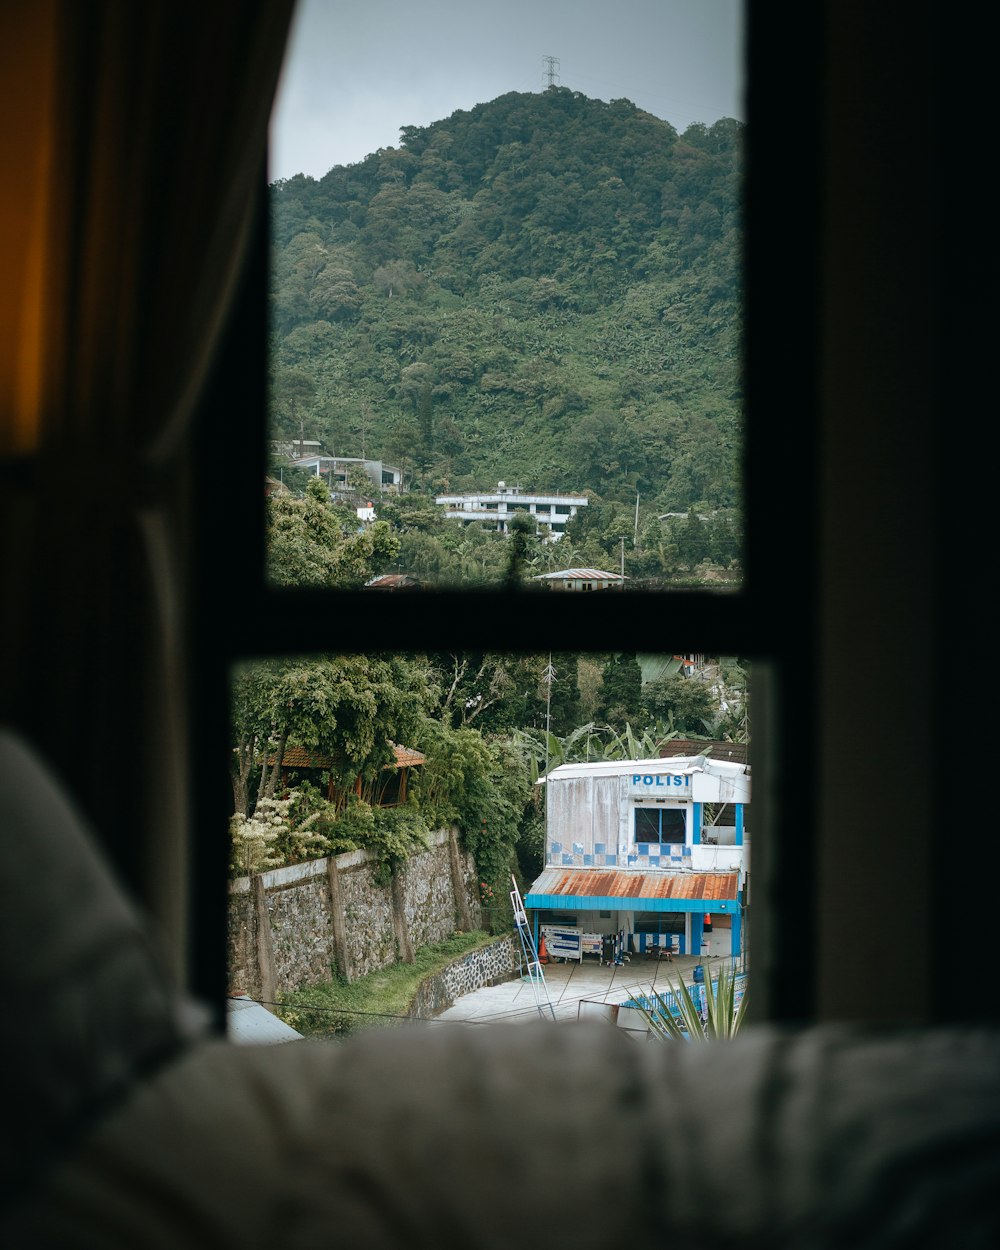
[
  {"left": 542, "top": 656, "right": 556, "bottom": 842},
  {"left": 542, "top": 55, "right": 560, "bottom": 89},
  {"left": 543, "top": 656, "right": 555, "bottom": 756}
]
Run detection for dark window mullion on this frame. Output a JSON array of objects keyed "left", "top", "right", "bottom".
[{"left": 232, "top": 587, "right": 765, "bottom": 661}]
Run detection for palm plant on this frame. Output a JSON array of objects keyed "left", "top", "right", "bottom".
[
  {"left": 635, "top": 961, "right": 748, "bottom": 1041},
  {"left": 601, "top": 721, "right": 673, "bottom": 761},
  {"left": 512, "top": 721, "right": 603, "bottom": 781},
  {"left": 514, "top": 719, "right": 688, "bottom": 782}
]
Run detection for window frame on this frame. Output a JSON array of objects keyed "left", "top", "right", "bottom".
[
  {"left": 190, "top": 2, "right": 824, "bottom": 1029},
  {"left": 634, "top": 805, "right": 687, "bottom": 846}
]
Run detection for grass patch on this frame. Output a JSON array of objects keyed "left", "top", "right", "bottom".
[{"left": 276, "top": 929, "right": 496, "bottom": 1040}]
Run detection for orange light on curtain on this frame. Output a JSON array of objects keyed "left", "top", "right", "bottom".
[{"left": 0, "top": 0, "right": 57, "bottom": 457}]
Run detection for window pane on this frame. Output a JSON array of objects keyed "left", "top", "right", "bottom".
[
  {"left": 226, "top": 649, "right": 750, "bottom": 1038},
  {"left": 266, "top": 1, "right": 745, "bottom": 592}
]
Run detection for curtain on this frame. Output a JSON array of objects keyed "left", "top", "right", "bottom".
[{"left": 0, "top": 1, "right": 296, "bottom": 982}]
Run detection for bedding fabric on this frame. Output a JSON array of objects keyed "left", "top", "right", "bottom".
[{"left": 3, "top": 1021, "right": 1000, "bottom": 1249}]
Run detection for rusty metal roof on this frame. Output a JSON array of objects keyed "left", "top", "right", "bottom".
[
  {"left": 364, "top": 573, "right": 421, "bottom": 589},
  {"left": 525, "top": 867, "right": 739, "bottom": 903},
  {"left": 390, "top": 745, "right": 426, "bottom": 768}
]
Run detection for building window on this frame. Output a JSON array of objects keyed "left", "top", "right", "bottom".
[
  {"left": 634, "top": 912, "right": 685, "bottom": 936},
  {"left": 634, "top": 806, "right": 686, "bottom": 844}
]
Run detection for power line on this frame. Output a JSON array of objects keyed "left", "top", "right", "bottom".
[
  {"left": 542, "top": 55, "right": 560, "bottom": 90},
  {"left": 239, "top": 994, "right": 568, "bottom": 1029},
  {"left": 238, "top": 960, "right": 702, "bottom": 1029},
  {"left": 236, "top": 996, "right": 464, "bottom": 1026}
]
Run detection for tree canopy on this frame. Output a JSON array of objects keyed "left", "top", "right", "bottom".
[
  {"left": 268, "top": 88, "right": 743, "bottom": 585},
  {"left": 234, "top": 87, "right": 749, "bottom": 888},
  {"left": 267, "top": 475, "right": 399, "bottom": 588}
]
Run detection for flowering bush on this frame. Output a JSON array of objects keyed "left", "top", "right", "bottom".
[
  {"left": 478, "top": 880, "right": 495, "bottom": 905},
  {"left": 229, "top": 795, "right": 292, "bottom": 876}
]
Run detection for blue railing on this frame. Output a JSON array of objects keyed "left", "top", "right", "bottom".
[{"left": 625, "top": 971, "right": 748, "bottom": 1022}]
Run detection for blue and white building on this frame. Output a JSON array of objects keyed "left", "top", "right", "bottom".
[{"left": 525, "top": 756, "right": 750, "bottom": 960}]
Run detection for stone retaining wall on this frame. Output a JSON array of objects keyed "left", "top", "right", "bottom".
[
  {"left": 407, "top": 936, "right": 521, "bottom": 1019},
  {"left": 229, "top": 826, "right": 483, "bottom": 999}
]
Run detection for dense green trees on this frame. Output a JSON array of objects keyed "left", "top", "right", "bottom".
[
  {"left": 268, "top": 88, "right": 743, "bottom": 584},
  {"left": 230, "top": 644, "right": 747, "bottom": 894},
  {"left": 641, "top": 674, "right": 717, "bottom": 735},
  {"left": 267, "top": 475, "right": 399, "bottom": 588},
  {"left": 598, "top": 653, "right": 644, "bottom": 732},
  {"left": 233, "top": 480, "right": 747, "bottom": 883},
  {"left": 541, "top": 653, "right": 582, "bottom": 737},
  {"left": 239, "top": 86, "right": 747, "bottom": 885},
  {"left": 229, "top": 653, "right": 433, "bottom": 819}
]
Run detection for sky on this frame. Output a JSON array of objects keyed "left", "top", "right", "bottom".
[{"left": 269, "top": 0, "right": 745, "bottom": 182}]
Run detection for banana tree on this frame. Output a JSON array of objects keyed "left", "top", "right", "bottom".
[
  {"left": 513, "top": 718, "right": 695, "bottom": 783},
  {"left": 512, "top": 721, "right": 606, "bottom": 781}
]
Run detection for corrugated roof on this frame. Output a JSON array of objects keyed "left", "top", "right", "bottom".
[
  {"left": 541, "top": 757, "right": 701, "bottom": 781},
  {"left": 364, "top": 573, "right": 421, "bottom": 589},
  {"left": 538, "top": 755, "right": 749, "bottom": 784},
  {"left": 532, "top": 568, "right": 625, "bottom": 581},
  {"left": 659, "top": 739, "right": 749, "bottom": 765},
  {"left": 390, "top": 745, "right": 426, "bottom": 768},
  {"left": 525, "top": 867, "right": 739, "bottom": 903}
]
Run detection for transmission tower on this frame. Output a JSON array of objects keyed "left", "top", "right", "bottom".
[{"left": 542, "top": 55, "right": 560, "bottom": 89}]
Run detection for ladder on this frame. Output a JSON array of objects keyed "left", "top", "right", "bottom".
[{"left": 510, "top": 875, "right": 556, "bottom": 1021}]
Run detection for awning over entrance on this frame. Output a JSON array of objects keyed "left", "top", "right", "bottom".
[{"left": 524, "top": 867, "right": 739, "bottom": 912}]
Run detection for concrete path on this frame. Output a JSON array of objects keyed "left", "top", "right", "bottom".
[{"left": 431, "top": 952, "right": 743, "bottom": 1028}]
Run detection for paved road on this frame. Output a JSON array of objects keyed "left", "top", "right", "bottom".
[{"left": 432, "top": 952, "right": 743, "bottom": 1028}]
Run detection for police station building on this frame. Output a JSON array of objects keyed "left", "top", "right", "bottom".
[{"left": 524, "top": 756, "right": 750, "bottom": 960}]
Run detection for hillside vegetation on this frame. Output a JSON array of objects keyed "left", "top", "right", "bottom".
[{"left": 269, "top": 87, "right": 743, "bottom": 581}]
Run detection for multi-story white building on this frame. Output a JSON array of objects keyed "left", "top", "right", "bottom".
[
  {"left": 289, "top": 454, "right": 404, "bottom": 495},
  {"left": 525, "top": 755, "right": 750, "bottom": 961},
  {"left": 434, "top": 481, "right": 588, "bottom": 540}
]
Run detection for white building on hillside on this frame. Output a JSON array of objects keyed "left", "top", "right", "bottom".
[
  {"left": 434, "top": 481, "right": 587, "bottom": 540},
  {"left": 532, "top": 568, "right": 625, "bottom": 591},
  {"left": 290, "top": 454, "right": 403, "bottom": 495}
]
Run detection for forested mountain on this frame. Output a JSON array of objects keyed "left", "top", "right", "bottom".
[
  {"left": 233, "top": 90, "right": 748, "bottom": 911},
  {"left": 269, "top": 87, "right": 743, "bottom": 538}
]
